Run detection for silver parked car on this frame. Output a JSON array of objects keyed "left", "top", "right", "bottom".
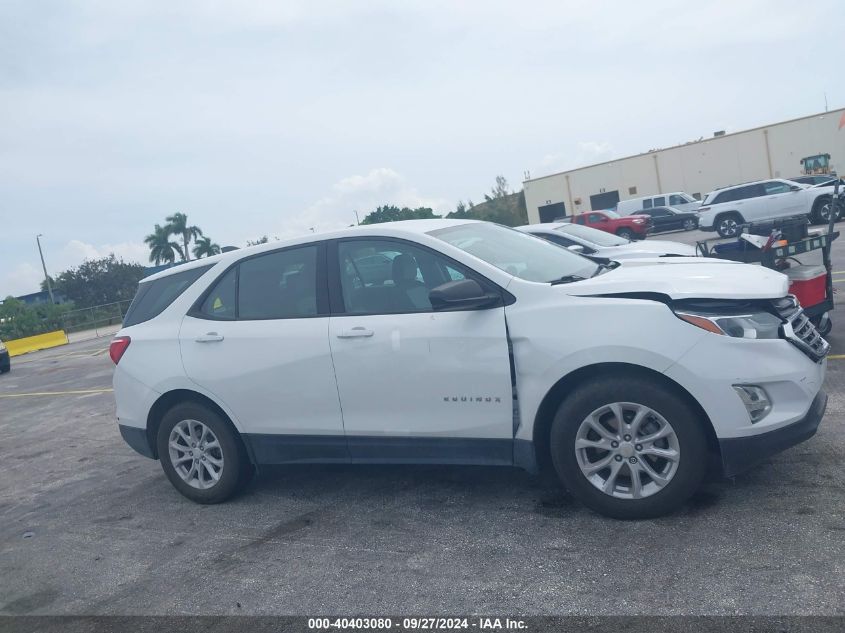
[{"left": 516, "top": 223, "right": 696, "bottom": 259}]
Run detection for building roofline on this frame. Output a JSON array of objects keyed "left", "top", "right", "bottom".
[{"left": 523, "top": 107, "right": 845, "bottom": 185}]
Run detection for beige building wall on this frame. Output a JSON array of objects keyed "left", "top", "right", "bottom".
[{"left": 525, "top": 109, "right": 845, "bottom": 224}]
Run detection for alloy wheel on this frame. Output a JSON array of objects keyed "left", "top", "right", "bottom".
[
  {"left": 168, "top": 419, "right": 224, "bottom": 489},
  {"left": 819, "top": 202, "right": 838, "bottom": 222},
  {"left": 574, "top": 402, "right": 680, "bottom": 499},
  {"left": 718, "top": 218, "right": 738, "bottom": 237}
]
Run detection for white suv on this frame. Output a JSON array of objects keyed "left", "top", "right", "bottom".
[
  {"left": 112, "top": 220, "right": 828, "bottom": 519},
  {"left": 698, "top": 178, "right": 835, "bottom": 237}
]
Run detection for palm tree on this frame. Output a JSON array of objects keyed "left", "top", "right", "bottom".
[
  {"left": 165, "top": 212, "right": 203, "bottom": 262},
  {"left": 192, "top": 236, "right": 221, "bottom": 259},
  {"left": 144, "top": 224, "right": 184, "bottom": 265}
]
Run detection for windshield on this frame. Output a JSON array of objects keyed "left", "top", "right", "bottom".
[
  {"left": 557, "top": 223, "right": 629, "bottom": 246},
  {"left": 429, "top": 223, "right": 598, "bottom": 283}
]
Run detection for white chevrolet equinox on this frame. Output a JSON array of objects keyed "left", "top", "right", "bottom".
[{"left": 112, "top": 220, "right": 828, "bottom": 519}]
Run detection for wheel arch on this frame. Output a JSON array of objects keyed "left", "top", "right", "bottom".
[
  {"left": 146, "top": 388, "right": 252, "bottom": 462},
  {"left": 812, "top": 193, "right": 833, "bottom": 217},
  {"left": 530, "top": 362, "right": 720, "bottom": 474},
  {"left": 714, "top": 209, "right": 744, "bottom": 223}
]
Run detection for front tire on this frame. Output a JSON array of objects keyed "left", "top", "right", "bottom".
[
  {"left": 715, "top": 212, "right": 742, "bottom": 238},
  {"left": 683, "top": 218, "right": 697, "bottom": 231},
  {"left": 156, "top": 402, "right": 251, "bottom": 504},
  {"left": 549, "top": 376, "right": 708, "bottom": 519},
  {"left": 616, "top": 228, "right": 634, "bottom": 240},
  {"left": 813, "top": 196, "right": 839, "bottom": 224}
]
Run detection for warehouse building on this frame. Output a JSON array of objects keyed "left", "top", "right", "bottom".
[{"left": 524, "top": 108, "right": 845, "bottom": 224}]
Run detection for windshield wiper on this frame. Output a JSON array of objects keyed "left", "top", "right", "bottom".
[
  {"left": 549, "top": 274, "right": 587, "bottom": 285},
  {"left": 590, "top": 261, "right": 619, "bottom": 277}
]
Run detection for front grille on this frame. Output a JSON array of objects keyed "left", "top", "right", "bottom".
[{"left": 772, "top": 295, "right": 829, "bottom": 362}]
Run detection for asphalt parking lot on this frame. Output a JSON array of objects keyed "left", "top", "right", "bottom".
[{"left": 1, "top": 226, "right": 845, "bottom": 616}]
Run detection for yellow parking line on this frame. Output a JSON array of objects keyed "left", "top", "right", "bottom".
[
  {"left": 12, "top": 349, "right": 110, "bottom": 364},
  {"left": 827, "top": 354, "right": 845, "bottom": 360},
  {"left": 0, "top": 388, "right": 113, "bottom": 398}
]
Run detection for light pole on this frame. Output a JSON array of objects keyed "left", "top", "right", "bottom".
[
  {"left": 36, "top": 234, "right": 55, "bottom": 305},
  {"left": 354, "top": 210, "right": 360, "bottom": 225}
]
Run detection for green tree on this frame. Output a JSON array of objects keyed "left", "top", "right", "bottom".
[
  {"left": 145, "top": 224, "right": 184, "bottom": 265},
  {"left": 0, "top": 297, "right": 72, "bottom": 340},
  {"left": 46, "top": 255, "right": 145, "bottom": 308},
  {"left": 247, "top": 235, "right": 270, "bottom": 246},
  {"left": 165, "top": 212, "right": 203, "bottom": 262},
  {"left": 192, "top": 236, "right": 221, "bottom": 258},
  {"left": 446, "top": 176, "right": 527, "bottom": 226},
  {"left": 360, "top": 205, "right": 441, "bottom": 225}
]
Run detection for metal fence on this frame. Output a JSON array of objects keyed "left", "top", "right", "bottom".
[{"left": 59, "top": 300, "right": 131, "bottom": 337}]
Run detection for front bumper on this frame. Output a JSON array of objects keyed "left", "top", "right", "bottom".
[{"left": 719, "top": 390, "right": 827, "bottom": 477}]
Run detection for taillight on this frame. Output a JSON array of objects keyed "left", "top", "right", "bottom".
[{"left": 110, "top": 336, "right": 131, "bottom": 365}]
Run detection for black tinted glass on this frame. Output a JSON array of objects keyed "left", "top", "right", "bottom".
[
  {"left": 199, "top": 267, "right": 237, "bottom": 319},
  {"left": 123, "top": 265, "right": 212, "bottom": 327},
  {"left": 238, "top": 246, "right": 318, "bottom": 319}
]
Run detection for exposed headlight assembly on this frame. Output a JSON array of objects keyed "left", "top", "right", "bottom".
[{"left": 673, "top": 305, "right": 782, "bottom": 339}]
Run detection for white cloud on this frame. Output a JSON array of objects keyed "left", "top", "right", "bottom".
[
  {"left": 59, "top": 240, "right": 148, "bottom": 268},
  {"left": 1, "top": 263, "right": 43, "bottom": 298},
  {"left": 269, "top": 168, "right": 453, "bottom": 240},
  {"left": 537, "top": 141, "right": 616, "bottom": 175}
]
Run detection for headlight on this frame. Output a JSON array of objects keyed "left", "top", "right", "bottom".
[{"left": 674, "top": 308, "right": 782, "bottom": 339}]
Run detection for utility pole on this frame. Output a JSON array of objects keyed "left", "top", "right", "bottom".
[
  {"left": 354, "top": 210, "right": 360, "bottom": 225},
  {"left": 36, "top": 234, "right": 55, "bottom": 305}
]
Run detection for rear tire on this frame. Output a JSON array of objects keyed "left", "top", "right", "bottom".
[
  {"left": 715, "top": 212, "right": 742, "bottom": 238},
  {"left": 156, "top": 402, "right": 251, "bottom": 504},
  {"left": 549, "top": 375, "right": 708, "bottom": 520},
  {"left": 616, "top": 228, "right": 634, "bottom": 240}
]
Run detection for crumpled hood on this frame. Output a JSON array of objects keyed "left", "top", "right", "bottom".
[
  {"left": 602, "top": 240, "right": 697, "bottom": 259},
  {"left": 565, "top": 258, "right": 789, "bottom": 300}
]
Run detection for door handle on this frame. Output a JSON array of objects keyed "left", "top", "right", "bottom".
[
  {"left": 195, "top": 332, "right": 224, "bottom": 343},
  {"left": 337, "top": 327, "right": 374, "bottom": 339}
]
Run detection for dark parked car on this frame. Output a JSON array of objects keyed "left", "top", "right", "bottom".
[
  {"left": 633, "top": 206, "right": 698, "bottom": 233},
  {"left": 0, "top": 339, "right": 9, "bottom": 373}
]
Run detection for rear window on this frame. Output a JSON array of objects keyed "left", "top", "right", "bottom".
[{"left": 123, "top": 265, "right": 213, "bottom": 327}]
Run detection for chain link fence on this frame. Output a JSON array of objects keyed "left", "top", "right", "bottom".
[{"left": 59, "top": 300, "right": 131, "bottom": 340}]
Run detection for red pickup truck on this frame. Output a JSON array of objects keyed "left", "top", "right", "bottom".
[{"left": 571, "top": 210, "right": 652, "bottom": 240}]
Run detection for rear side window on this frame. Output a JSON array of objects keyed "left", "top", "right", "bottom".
[
  {"left": 123, "top": 265, "right": 212, "bottom": 327},
  {"left": 195, "top": 246, "right": 320, "bottom": 320},
  {"left": 652, "top": 196, "right": 666, "bottom": 206},
  {"left": 239, "top": 247, "right": 318, "bottom": 319},
  {"left": 198, "top": 267, "right": 237, "bottom": 319}
]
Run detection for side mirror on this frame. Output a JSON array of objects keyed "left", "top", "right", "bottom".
[
  {"left": 790, "top": 185, "right": 801, "bottom": 191},
  {"left": 429, "top": 279, "right": 499, "bottom": 311},
  {"left": 567, "top": 244, "right": 586, "bottom": 254}
]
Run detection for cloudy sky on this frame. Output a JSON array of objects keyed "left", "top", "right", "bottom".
[{"left": 2, "top": 0, "right": 843, "bottom": 296}]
